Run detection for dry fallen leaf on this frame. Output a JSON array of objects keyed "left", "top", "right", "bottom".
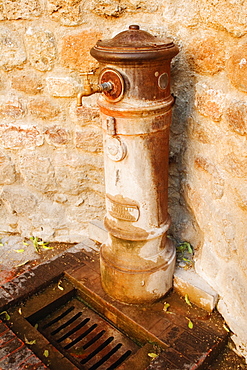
[{"left": 57, "top": 280, "right": 64, "bottom": 291}]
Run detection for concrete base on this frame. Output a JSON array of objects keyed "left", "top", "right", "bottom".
[
  {"left": 173, "top": 267, "right": 218, "bottom": 312},
  {"left": 89, "top": 219, "right": 218, "bottom": 311}
]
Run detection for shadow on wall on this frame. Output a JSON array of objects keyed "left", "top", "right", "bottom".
[{"left": 168, "top": 46, "right": 204, "bottom": 256}]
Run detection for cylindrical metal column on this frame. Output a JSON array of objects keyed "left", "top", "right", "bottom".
[{"left": 90, "top": 25, "right": 179, "bottom": 304}]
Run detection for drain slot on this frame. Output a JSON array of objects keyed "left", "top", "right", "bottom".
[
  {"left": 64, "top": 323, "right": 99, "bottom": 349},
  {"left": 57, "top": 317, "right": 91, "bottom": 343},
  {"left": 50, "top": 311, "right": 83, "bottom": 335},
  {"left": 29, "top": 296, "right": 139, "bottom": 369}
]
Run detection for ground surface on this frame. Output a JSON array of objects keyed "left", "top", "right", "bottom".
[
  {"left": 0, "top": 235, "right": 246, "bottom": 369},
  {"left": 0, "top": 235, "right": 75, "bottom": 285}
]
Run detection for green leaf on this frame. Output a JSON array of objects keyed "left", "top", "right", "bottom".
[
  {"left": 185, "top": 294, "right": 192, "bottom": 307},
  {"left": 187, "top": 243, "right": 193, "bottom": 254},
  {"left": 43, "top": 350, "right": 49, "bottom": 357},
  {"left": 186, "top": 317, "right": 193, "bottom": 329},
  {"left": 34, "top": 323, "right": 39, "bottom": 329},
  {"left": 22, "top": 241, "right": 29, "bottom": 246},
  {"left": 177, "top": 241, "right": 193, "bottom": 254},
  {"left": 0, "top": 243, "right": 4, "bottom": 247},
  {"left": 24, "top": 335, "right": 36, "bottom": 345},
  {"left": 163, "top": 302, "right": 170, "bottom": 312},
  {"left": 0, "top": 311, "right": 10, "bottom": 320},
  {"left": 41, "top": 245, "right": 53, "bottom": 250},
  {"left": 37, "top": 241, "right": 46, "bottom": 245},
  {"left": 148, "top": 353, "right": 158, "bottom": 359}
]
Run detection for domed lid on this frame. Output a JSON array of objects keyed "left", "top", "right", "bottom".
[{"left": 90, "top": 25, "right": 179, "bottom": 63}]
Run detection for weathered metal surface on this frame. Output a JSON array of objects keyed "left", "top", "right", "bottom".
[
  {"left": 99, "top": 69, "right": 125, "bottom": 102},
  {"left": 90, "top": 24, "right": 179, "bottom": 63},
  {"left": 81, "top": 25, "right": 179, "bottom": 303}
]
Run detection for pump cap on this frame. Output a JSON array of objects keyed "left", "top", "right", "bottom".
[{"left": 90, "top": 25, "right": 179, "bottom": 63}]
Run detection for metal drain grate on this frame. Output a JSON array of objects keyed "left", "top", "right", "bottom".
[{"left": 30, "top": 297, "right": 139, "bottom": 369}]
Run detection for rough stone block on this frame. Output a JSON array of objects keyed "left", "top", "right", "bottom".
[
  {"left": 47, "top": 0, "right": 84, "bottom": 26},
  {"left": 25, "top": 27, "right": 57, "bottom": 72},
  {"left": 0, "top": 95, "right": 24, "bottom": 120},
  {"left": 189, "top": 117, "right": 212, "bottom": 144},
  {"left": 0, "top": 152, "right": 16, "bottom": 185},
  {"left": 0, "top": 125, "right": 43, "bottom": 149},
  {"left": 3, "top": 0, "right": 41, "bottom": 20},
  {"left": 194, "top": 156, "right": 224, "bottom": 199},
  {"left": 54, "top": 150, "right": 104, "bottom": 171},
  {"left": 75, "top": 126, "right": 103, "bottom": 153},
  {"left": 12, "top": 73, "right": 44, "bottom": 95},
  {"left": 163, "top": 0, "right": 199, "bottom": 27},
  {"left": 127, "top": 0, "right": 159, "bottom": 13},
  {"left": 0, "top": 200, "right": 18, "bottom": 234},
  {"left": 28, "top": 97, "right": 60, "bottom": 119},
  {"left": 45, "top": 126, "right": 70, "bottom": 146},
  {"left": 61, "top": 31, "right": 101, "bottom": 72},
  {"left": 233, "top": 182, "right": 247, "bottom": 211},
  {"left": 1, "top": 186, "right": 38, "bottom": 215},
  {"left": 70, "top": 100, "right": 100, "bottom": 126},
  {"left": 225, "top": 101, "right": 247, "bottom": 136},
  {"left": 200, "top": 0, "right": 247, "bottom": 37},
  {"left": 222, "top": 152, "right": 247, "bottom": 178},
  {"left": 226, "top": 43, "right": 247, "bottom": 93},
  {"left": 174, "top": 267, "right": 218, "bottom": 312},
  {"left": 0, "top": 3, "right": 6, "bottom": 20},
  {"left": 187, "top": 33, "right": 225, "bottom": 75},
  {"left": 195, "top": 84, "right": 225, "bottom": 121},
  {"left": 46, "top": 76, "right": 80, "bottom": 97},
  {"left": 0, "top": 27, "right": 26, "bottom": 71},
  {"left": 90, "top": 0, "right": 126, "bottom": 17},
  {"left": 54, "top": 152, "right": 88, "bottom": 195},
  {"left": 19, "top": 153, "right": 56, "bottom": 193}
]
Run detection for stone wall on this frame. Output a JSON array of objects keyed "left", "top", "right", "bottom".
[{"left": 0, "top": 0, "right": 247, "bottom": 361}]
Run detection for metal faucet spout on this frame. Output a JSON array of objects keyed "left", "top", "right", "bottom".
[{"left": 77, "top": 82, "right": 113, "bottom": 106}]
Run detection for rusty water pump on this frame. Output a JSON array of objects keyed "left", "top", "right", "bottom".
[{"left": 77, "top": 25, "right": 179, "bottom": 304}]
